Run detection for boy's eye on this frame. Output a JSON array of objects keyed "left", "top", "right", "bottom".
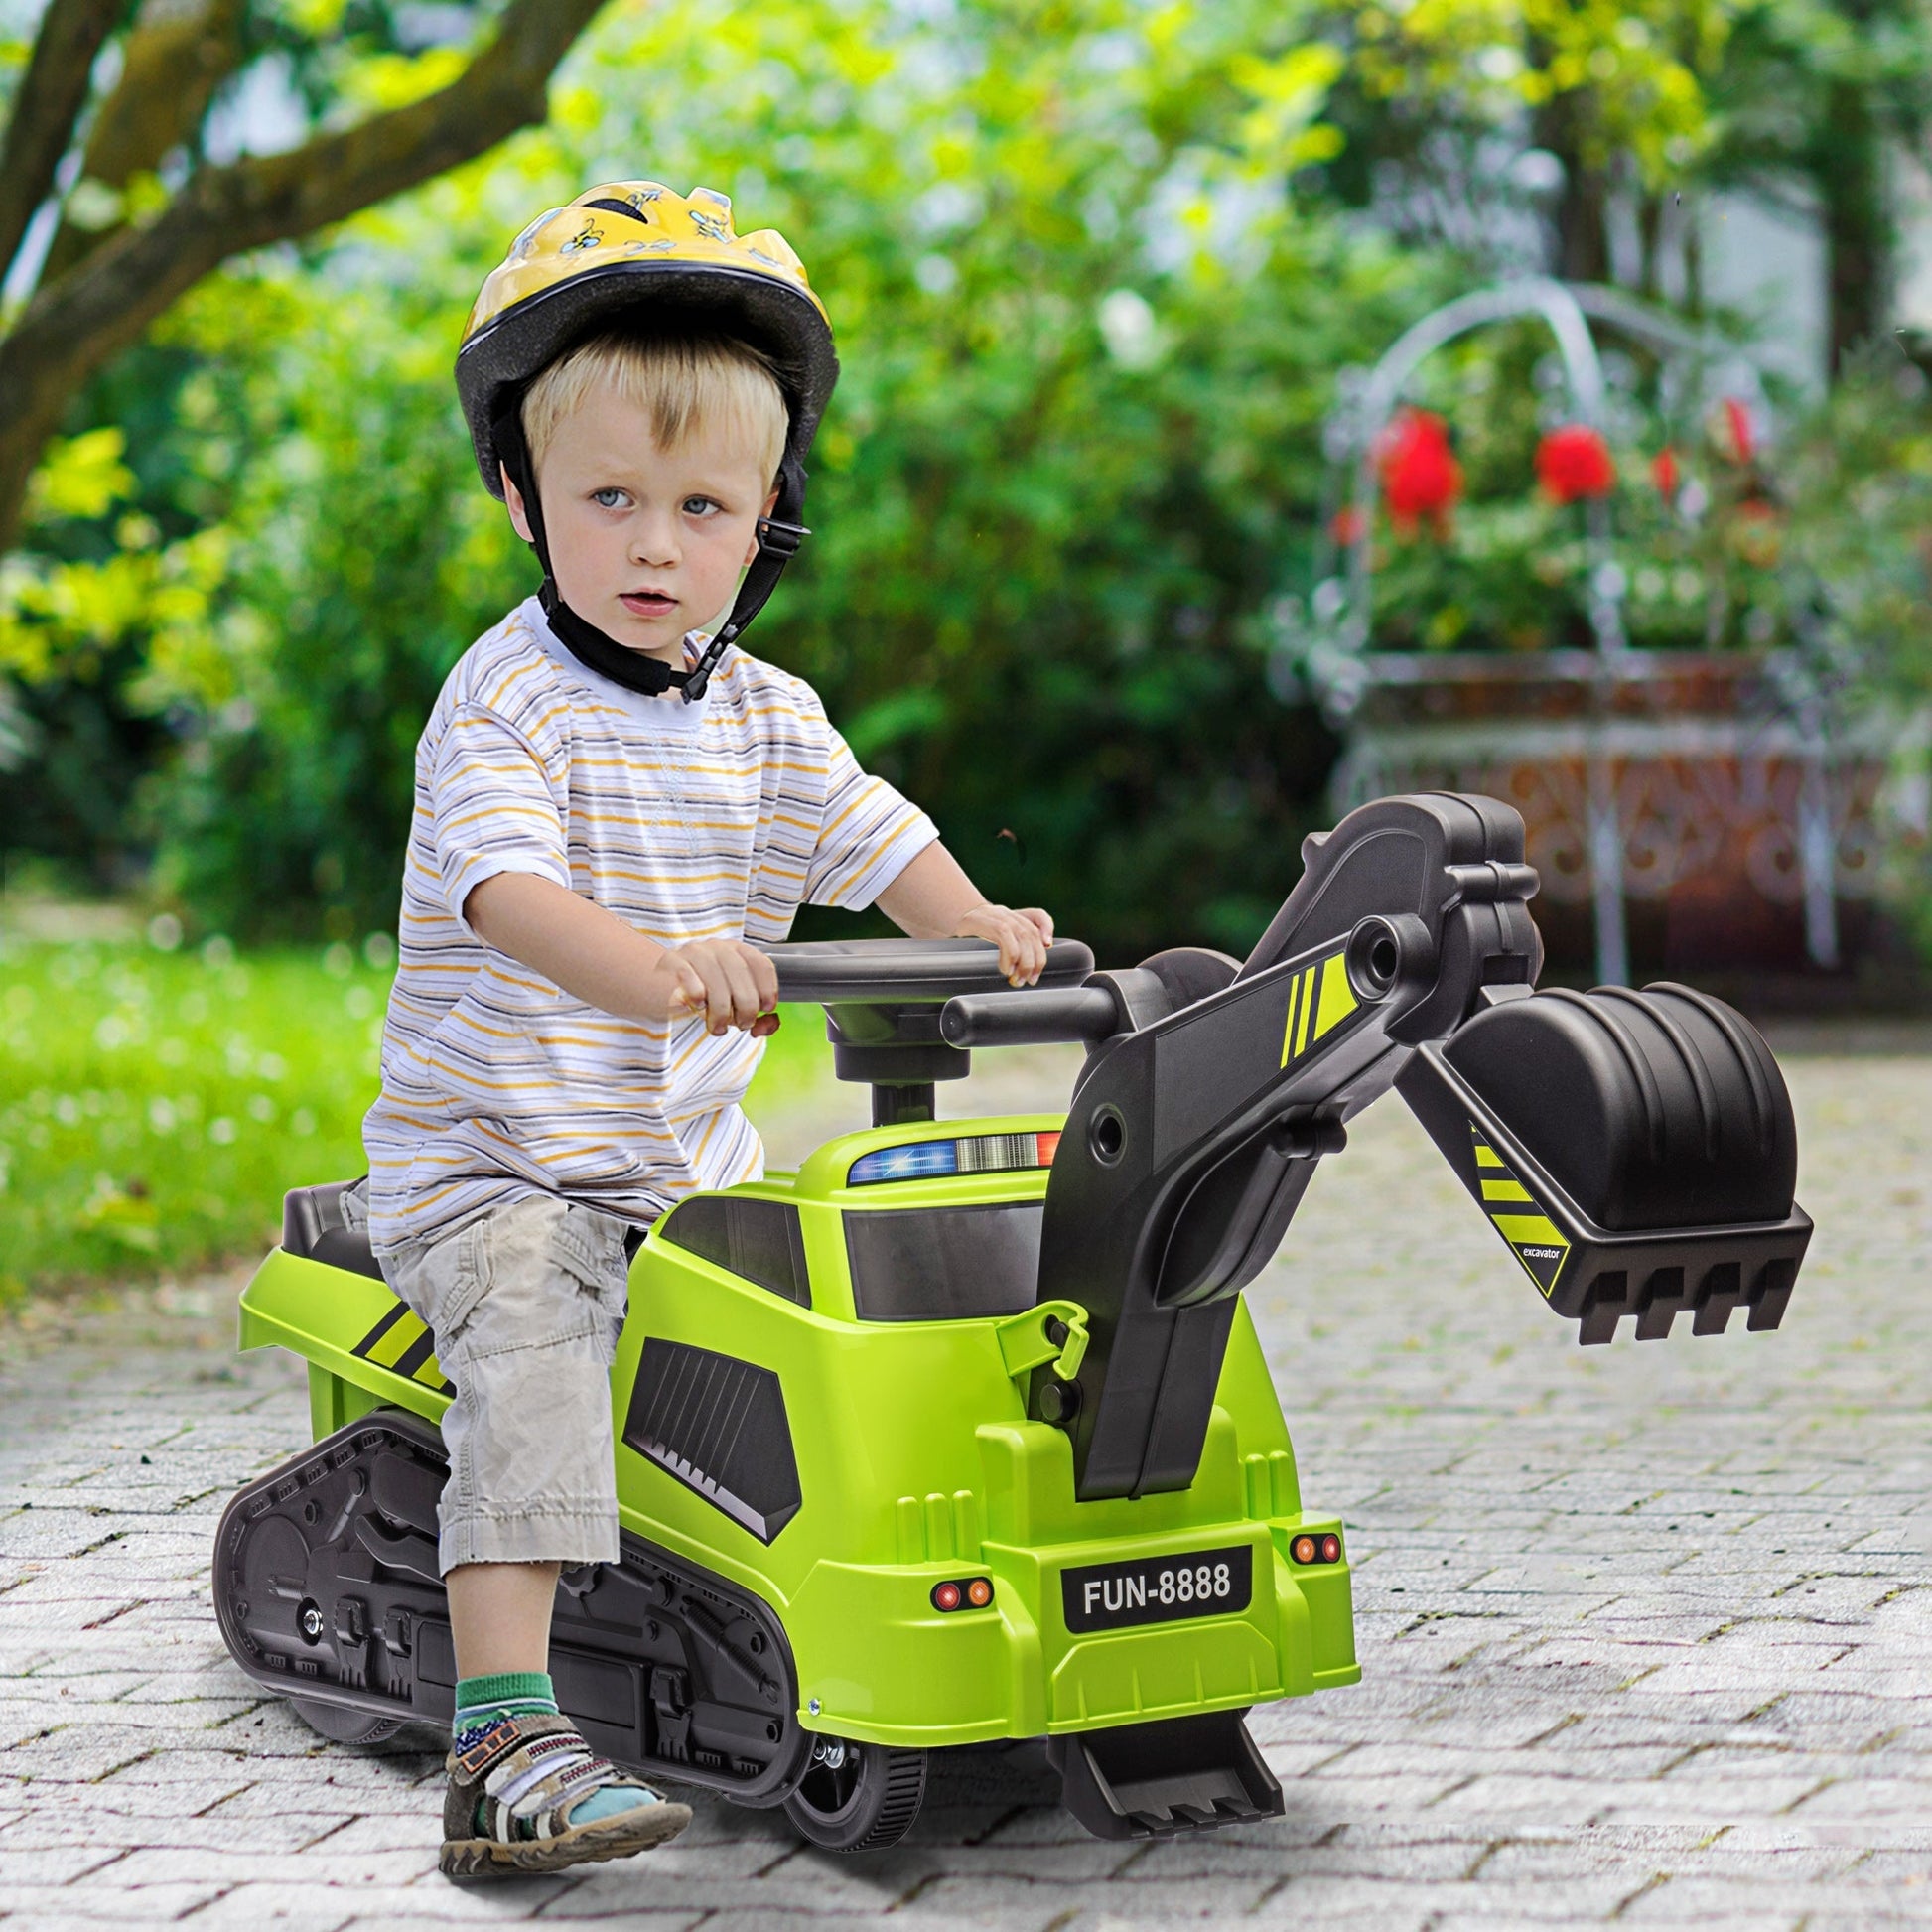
[
  {"left": 591, "top": 487, "right": 628, "bottom": 508},
  {"left": 682, "top": 495, "right": 721, "bottom": 516}
]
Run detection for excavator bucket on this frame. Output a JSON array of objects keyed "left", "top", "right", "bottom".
[
  {"left": 1397, "top": 982, "right": 1811, "bottom": 1344},
  {"left": 954, "top": 792, "right": 1808, "bottom": 1497}
]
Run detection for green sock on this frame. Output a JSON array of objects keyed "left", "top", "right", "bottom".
[
  {"left": 450, "top": 1670, "right": 661, "bottom": 1834},
  {"left": 452, "top": 1669, "right": 557, "bottom": 1750}
]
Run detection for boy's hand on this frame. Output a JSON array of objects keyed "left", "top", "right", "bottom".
[
  {"left": 656, "top": 940, "right": 781, "bottom": 1036},
  {"left": 953, "top": 903, "right": 1054, "bottom": 987},
  {"left": 873, "top": 844, "right": 1055, "bottom": 986},
  {"left": 465, "top": 874, "right": 780, "bottom": 1035}
]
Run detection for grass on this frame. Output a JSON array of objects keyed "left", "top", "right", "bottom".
[{"left": 0, "top": 922, "right": 832, "bottom": 1308}]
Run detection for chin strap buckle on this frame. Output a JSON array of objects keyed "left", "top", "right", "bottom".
[
  {"left": 680, "top": 516, "right": 813, "bottom": 703},
  {"left": 679, "top": 628, "right": 736, "bottom": 705},
  {"left": 755, "top": 515, "right": 810, "bottom": 559}
]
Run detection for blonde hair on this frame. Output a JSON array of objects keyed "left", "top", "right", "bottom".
[{"left": 521, "top": 332, "right": 789, "bottom": 483}]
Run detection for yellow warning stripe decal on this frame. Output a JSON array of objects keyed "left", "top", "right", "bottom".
[
  {"left": 352, "top": 1302, "right": 455, "bottom": 1394},
  {"left": 1280, "top": 952, "right": 1359, "bottom": 1069},
  {"left": 361, "top": 1317, "right": 418, "bottom": 1371},
  {"left": 1468, "top": 1121, "right": 1571, "bottom": 1298},
  {"left": 1313, "top": 953, "right": 1358, "bottom": 1040},
  {"left": 1488, "top": 1212, "right": 1568, "bottom": 1249},
  {"left": 1281, "top": 971, "right": 1305, "bottom": 1068}
]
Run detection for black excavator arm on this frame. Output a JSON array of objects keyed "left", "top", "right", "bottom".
[{"left": 942, "top": 793, "right": 1811, "bottom": 1504}]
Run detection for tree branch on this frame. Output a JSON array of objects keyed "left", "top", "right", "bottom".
[
  {"left": 38, "top": 0, "right": 247, "bottom": 289},
  {"left": 0, "top": 0, "right": 609, "bottom": 550},
  {"left": 0, "top": 0, "right": 136, "bottom": 284}
]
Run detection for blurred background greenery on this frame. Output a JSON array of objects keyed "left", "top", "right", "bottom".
[
  {"left": 5, "top": 0, "right": 1932, "bottom": 1293},
  {"left": 0, "top": 917, "right": 832, "bottom": 1305}
]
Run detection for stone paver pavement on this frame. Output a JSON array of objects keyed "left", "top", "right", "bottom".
[{"left": 0, "top": 1040, "right": 1928, "bottom": 1929}]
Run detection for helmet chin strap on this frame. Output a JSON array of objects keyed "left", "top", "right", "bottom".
[{"left": 491, "top": 403, "right": 809, "bottom": 704}]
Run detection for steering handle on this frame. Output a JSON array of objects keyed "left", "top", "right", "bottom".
[{"left": 758, "top": 936, "right": 1094, "bottom": 1006}]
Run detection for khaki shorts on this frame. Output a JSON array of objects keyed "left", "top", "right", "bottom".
[{"left": 369, "top": 1192, "right": 633, "bottom": 1573}]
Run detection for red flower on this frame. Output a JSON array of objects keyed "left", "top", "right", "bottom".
[
  {"left": 1374, "top": 409, "right": 1461, "bottom": 535},
  {"left": 1536, "top": 424, "right": 1616, "bottom": 504},
  {"left": 1651, "top": 447, "right": 1680, "bottom": 500},
  {"left": 1723, "top": 397, "right": 1755, "bottom": 464},
  {"left": 1329, "top": 504, "right": 1367, "bottom": 546}
]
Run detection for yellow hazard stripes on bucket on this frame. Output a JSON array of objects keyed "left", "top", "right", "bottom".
[
  {"left": 1469, "top": 1122, "right": 1569, "bottom": 1296},
  {"left": 351, "top": 1299, "right": 455, "bottom": 1396},
  {"left": 1280, "top": 950, "right": 1358, "bottom": 1068}
]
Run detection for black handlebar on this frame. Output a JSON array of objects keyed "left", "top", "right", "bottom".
[
  {"left": 758, "top": 936, "right": 1094, "bottom": 1006},
  {"left": 939, "top": 987, "right": 1121, "bottom": 1047}
]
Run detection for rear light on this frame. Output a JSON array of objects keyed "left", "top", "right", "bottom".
[
  {"left": 1291, "top": 1534, "right": 1317, "bottom": 1565},
  {"left": 1319, "top": 1533, "right": 1341, "bottom": 1564},
  {"left": 849, "top": 1131, "right": 1061, "bottom": 1186},
  {"left": 1290, "top": 1532, "right": 1344, "bottom": 1565},
  {"left": 931, "top": 1576, "right": 993, "bottom": 1612}
]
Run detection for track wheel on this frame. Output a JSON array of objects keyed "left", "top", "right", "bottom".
[
  {"left": 290, "top": 1697, "right": 402, "bottom": 1745},
  {"left": 783, "top": 1737, "right": 926, "bottom": 1851}
]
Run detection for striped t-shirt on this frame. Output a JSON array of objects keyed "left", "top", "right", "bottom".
[{"left": 362, "top": 596, "right": 937, "bottom": 1254}]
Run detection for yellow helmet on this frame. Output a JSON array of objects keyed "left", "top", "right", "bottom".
[
  {"left": 456, "top": 183, "right": 839, "bottom": 702},
  {"left": 457, "top": 181, "right": 838, "bottom": 501}
]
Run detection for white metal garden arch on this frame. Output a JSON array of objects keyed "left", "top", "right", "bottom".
[{"left": 1299, "top": 278, "right": 1850, "bottom": 987}]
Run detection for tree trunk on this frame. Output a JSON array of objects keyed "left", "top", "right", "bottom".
[
  {"left": 1534, "top": 87, "right": 1609, "bottom": 284},
  {"left": 0, "top": 0, "right": 608, "bottom": 554},
  {"left": 36, "top": 0, "right": 248, "bottom": 291},
  {"left": 0, "top": 0, "right": 134, "bottom": 282},
  {"left": 1637, "top": 191, "right": 1662, "bottom": 299},
  {"left": 1817, "top": 76, "right": 1889, "bottom": 372}
]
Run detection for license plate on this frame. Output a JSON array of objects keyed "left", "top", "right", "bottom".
[{"left": 1060, "top": 1544, "right": 1252, "bottom": 1634}]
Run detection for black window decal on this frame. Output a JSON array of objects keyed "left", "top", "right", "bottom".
[
  {"left": 658, "top": 1195, "right": 810, "bottom": 1307},
  {"left": 844, "top": 1201, "right": 1043, "bottom": 1322}
]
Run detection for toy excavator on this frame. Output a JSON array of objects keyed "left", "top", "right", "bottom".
[{"left": 213, "top": 794, "right": 1810, "bottom": 1850}]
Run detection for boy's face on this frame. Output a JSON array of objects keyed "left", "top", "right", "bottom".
[{"left": 503, "top": 377, "right": 778, "bottom": 672}]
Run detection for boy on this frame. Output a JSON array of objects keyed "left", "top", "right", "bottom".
[{"left": 358, "top": 183, "right": 1054, "bottom": 1877}]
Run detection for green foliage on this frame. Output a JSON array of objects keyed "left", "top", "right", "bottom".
[
  {"left": 0, "top": 924, "right": 831, "bottom": 1301},
  {"left": 1329, "top": 0, "right": 1725, "bottom": 180},
  {"left": 1769, "top": 354, "right": 1932, "bottom": 965},
  {"left": 1776, "top": 355, "right": 1932, "bottom": 698},
  {"left": 0, "top": 932, "right": 389, "bottom": 1301},
  {"left": 20, "top": 0, "right": 1930, "bottom": 967},
  {"left": 82, "top": 0, "right": 1443, "bottom": 958},
  {"left": 0, "top": 337, "right": 222, "bottom": 884},
  {"left": 25, "top": 428, "right": 138, "bottom": 525},
  {"left": 133, "top": 260, "right": 530, "bottom": 939},
  {"left": 1704, "top": 0, "right": 1932, "bottom": 199}
]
